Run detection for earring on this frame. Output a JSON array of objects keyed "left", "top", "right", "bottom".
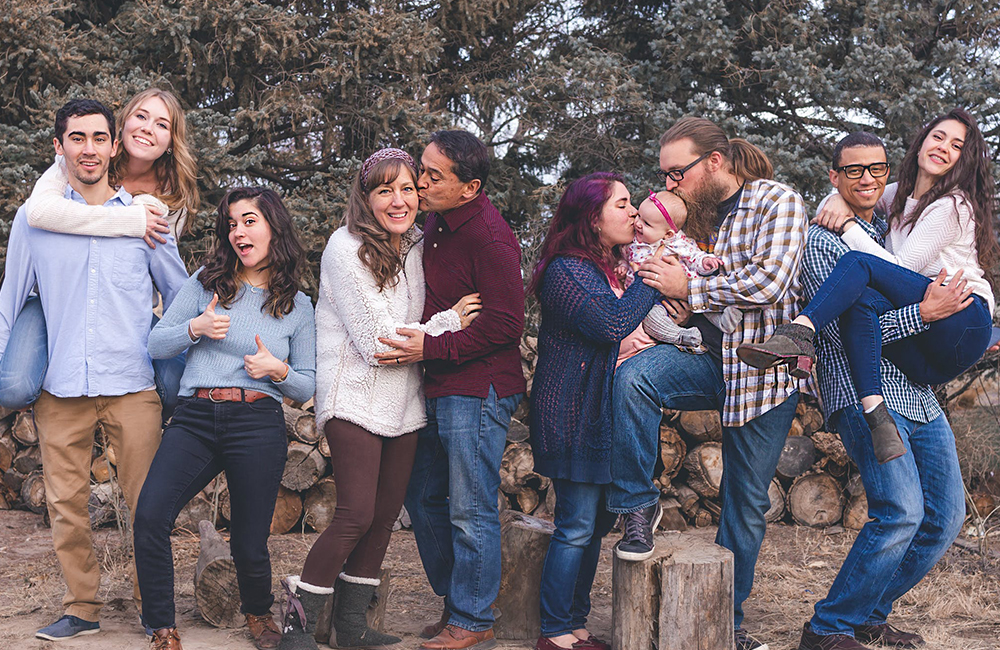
[{"left": 166, "top": 148, "right": 173, "bottom": 155}]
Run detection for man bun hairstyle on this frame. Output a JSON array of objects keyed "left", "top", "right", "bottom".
[
  {"left": 832, "top": 131, "right": 887, "bottom": 169},
  {"left": 55, "top": 99, "right": 116, "bottom": 143},
  {"left": 660, "top": 116, "right": 773, "bottom": 182},
  {"left": 429, "top": 130, "right": 490, "bottom": 191}
]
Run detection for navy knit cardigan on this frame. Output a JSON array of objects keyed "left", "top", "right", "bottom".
[{"left": 530, "top": 256, "right": 659, "bottom": 484}]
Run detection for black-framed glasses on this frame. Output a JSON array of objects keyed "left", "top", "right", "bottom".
[
  {"left": 834, "top": 162, "right": 890, "bottom": 179},
  {"left": 656, "top": 151, "right": 711, "bottom": 183}
]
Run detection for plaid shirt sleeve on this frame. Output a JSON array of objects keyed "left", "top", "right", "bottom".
[{"left": 688, "top": 183, "right": 805, "bottom": 313}]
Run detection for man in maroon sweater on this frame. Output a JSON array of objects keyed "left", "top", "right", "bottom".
[{"left": 376, "top": 130, "right": 526, "bottom": 650}]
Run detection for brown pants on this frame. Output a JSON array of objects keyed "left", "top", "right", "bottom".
[
  {"left": 299, "top": 418, "right": 418, "bottom": 587},
  {"left": 33, "top": 390, "right": 163, "bottom": 622}
]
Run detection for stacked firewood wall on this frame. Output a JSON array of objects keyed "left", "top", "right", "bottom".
[{"left": 0, "top": 336, "right": 870, "bottom": 534}]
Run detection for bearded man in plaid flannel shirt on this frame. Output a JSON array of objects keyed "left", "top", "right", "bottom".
[
  {"left": 607, "top": 116, "right": 806, "bottom": 650},
  {"left": 793, "top": 132, "right": 968, "bottom": 650}
]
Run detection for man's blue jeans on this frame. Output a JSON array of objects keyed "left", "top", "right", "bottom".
[
  {"left": 810, "top": 406, "right": 964, "bottom": 636},
  {"left": 404, "top": 385, "right": 522, "bottom": 632},
  {"left": 0, "top": 296, "right": 46, "bottom": 409},
  {"left": 539, "top": 479, "right": 617, "bottom": 637},
  {"left": 608, "top": 344, "right": 798, "bottom": 628}
]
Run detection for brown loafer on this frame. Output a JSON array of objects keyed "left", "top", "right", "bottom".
[
  {"left": 421, "top": 602, "right": 451, "bottom": 639},
  {"left": 421, "top": 624, "right": 497, "bottom": 649},
  {"left": 150, "top": 627, "right": 183, "bottom": 650},
  {"left": 854, "top": 623, "right": 925, "bottom": 648},
  {"left": 245, "top": 612, "right": 282, "bottom": 649}
]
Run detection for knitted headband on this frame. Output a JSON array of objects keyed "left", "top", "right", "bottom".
[{"left": 360, "top": 148, "right": 416, "bottom": 186}]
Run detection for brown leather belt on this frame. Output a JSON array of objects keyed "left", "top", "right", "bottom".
[{"left": 194, "top": 387, "right": 271, "bottom": 403}]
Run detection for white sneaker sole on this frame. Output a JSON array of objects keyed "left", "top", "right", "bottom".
[
  {"left": 35, "top": 628, "right": 100, "bottom": 642},
  {"left": 614, "top": 506, "right": 663, "bottom": 561}
]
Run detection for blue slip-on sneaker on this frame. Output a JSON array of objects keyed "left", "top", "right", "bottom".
[{"left": 35, "top": 614, "right": 101, "bottom": 641}]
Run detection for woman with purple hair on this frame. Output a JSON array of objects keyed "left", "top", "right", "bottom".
[{"left": 527, "top": 173, "right": 675, "bottom": 650}]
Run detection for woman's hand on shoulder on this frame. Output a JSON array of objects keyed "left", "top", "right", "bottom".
[
  {"left": 812, "top": 194, "right": 855, "bottom": 233},
  {"left": 452, "top": 292, "right": 482, "bottom": 328}
]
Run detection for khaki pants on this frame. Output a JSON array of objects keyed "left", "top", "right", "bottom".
[{"left": 34, "top": 390, "right": 162, "bottom": 622}]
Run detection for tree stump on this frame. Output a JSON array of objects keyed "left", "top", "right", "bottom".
[
  {"left": 659, "top": 424, "right": 687, "bottom": 479},
  {"left": 775, "top": 435, "right": 816, "bottom": 481},
  {"left": 764, "top": 477, "right": 786, "bottom": 523},
  {"left": 20, "top": 470, "right": 46, "bottom": 514},
  {"left": 787, "top": 472, "right": 845, "bottom": 528},
  {"left": 315, "top": 568, "right": 391, "bottom": 645},
  {"left": 678, "top": 410, "right": 722, "bottom": 443},
  {"left": 317, "top": 431, "right": 331, "bottom": 458},
  {"left": 612, "top": 532, "right": 734, "bottom": 650},
  {"left": 281, "top": 442, "right": 326, "bottom": 491},
  {"left": 12, "top": 411, "right": 38, "bottom": 446},
  {"left": 683, "top": 442, "right": 723, "bottom": 498},
  {"left": 12, "top": 445, "right": 42, "bottom": 474},
  {"left": 284, "top": 404, "right": 320, "bottom": 444},
  {"left": 843, "top": 492, "right": 869, "bottom": 530},
  {"left": 194, "top": 520, "right": 242, "bottom": 628},
  {"left": 271, "top": 485, "right": 304, "bottom": 534},
  {"left": 303, "top": 475, "right": 338, "bottom": 533},
  {"left": 812, "top": 430, "right": 849, "bottom": 466},
  {"left": 494, "top": 510, "right": 556, "bottom": 640},
  {"left": 796, "top": 401, "right": 825, "bottom": 435}
]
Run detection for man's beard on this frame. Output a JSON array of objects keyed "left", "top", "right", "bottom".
[{"left": 675, "top": 175, "right": 729, "bottom": 243}]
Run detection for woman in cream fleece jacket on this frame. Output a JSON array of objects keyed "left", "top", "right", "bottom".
[{"left": 278, "top": 149, "right": 479, "bottom": 650}]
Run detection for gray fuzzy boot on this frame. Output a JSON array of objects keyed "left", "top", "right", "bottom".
[
  {"left": 278, "top": 576, "right": 332, "bottom": 650},
  {"left": 333, "top": 574, "right": 401, "bottom": 647}
]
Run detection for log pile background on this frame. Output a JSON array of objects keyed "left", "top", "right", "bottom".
[{"left": 0, "top": 338, "right": 872, "bottom": 535}]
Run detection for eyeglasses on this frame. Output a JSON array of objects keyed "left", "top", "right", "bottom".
[
  {"left": 834, "top": 162, "right": 890, "bottom": 179},
  {"left": 656, "top": 151, "right": 711, "bottom": 183},
  {"left": 647, "top": 191, "right": 679, "bottom": 233}
]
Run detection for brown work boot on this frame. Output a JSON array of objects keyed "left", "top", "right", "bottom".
[
  {"left": 421, "top": 624, "right": 497, "bottom": 649},
  {"left": 421, "top": 602, "right": 451, "bottom": 639},
  {"left": 150, "top": 627, "right": 183, "bottom": 650},
  {"left": 245, "top": 612, "right": 282, "bottom": 649},
  {"left": 854, "top": 622, "right": 925, "bottom": 648}
]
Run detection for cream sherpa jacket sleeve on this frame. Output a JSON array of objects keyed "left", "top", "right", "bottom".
[
  {"left": 322, "top": 231, "right": 461, "bottom": 366},
  {"left": 25, "top": 156, "right": 147, "bottom": 237}
]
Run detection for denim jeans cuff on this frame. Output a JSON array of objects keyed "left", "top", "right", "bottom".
[
  {"left": 447, "top": 613, "right": 493, "bottom": 633},
  {"left": 605, "top": 496, "right": 658, "bottom": 515},
  {"left": 540, "top": 625, "right": 574, "bottom": 637},
  {"left": 808, "top": 617, "right": 853, "bottom": 637}
]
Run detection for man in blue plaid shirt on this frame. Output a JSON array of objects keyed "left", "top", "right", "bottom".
[{"left": 796, "top": 132, "right": 968, "bottom": 650}]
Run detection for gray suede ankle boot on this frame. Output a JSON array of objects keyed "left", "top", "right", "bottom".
[
  {"left": 333, "top": 574, "right": 401, "bottom": 647},
  {"left": 737, "top": 322, "right": 816, "bottom": 378},
  {"left": 278, "top": 576, "right": 331, "bottom": 650},
  {"left": 864, "top": 401, "right": 907, "bottom": 464}
]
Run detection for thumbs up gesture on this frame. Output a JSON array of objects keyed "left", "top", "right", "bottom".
[
  {"left": 244, "top": 335, "right": 287, "bottom": 381},
  {"left": 189, "top": 294, "right": 231, "bottom": 340}
]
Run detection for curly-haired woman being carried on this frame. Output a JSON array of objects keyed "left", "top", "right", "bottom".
[
  {"left": 135, "top": 187, "right": 316, "bottom": 650},
  {"left": 278, "top": 149, "right": 479, "bottom": 650}
]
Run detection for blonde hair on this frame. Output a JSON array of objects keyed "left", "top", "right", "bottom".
[
  {"left": 660, "top": 117, "right": 773, "bottom": 182},
  {"left": 109, "top": 88, "right": 200, "bottom": 235}
]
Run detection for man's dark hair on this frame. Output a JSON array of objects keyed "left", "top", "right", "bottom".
[
  {"left": 832, "top": 131, "right": 887, "bottom": 169},
  {"left": 429, "top": 130, "right": 490, "bottom": 191},
  {"left": 55, "top": 99, "right": 116, "bottom": 144}
]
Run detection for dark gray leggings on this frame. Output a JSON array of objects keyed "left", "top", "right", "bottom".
[{"left": 299, "top": 418, "right": 418, "bottom": 586}]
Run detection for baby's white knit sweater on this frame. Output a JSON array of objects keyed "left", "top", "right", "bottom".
[
  {"left": 842, "top": 183, "right": 995, "bottom": 315},
  {"left": 314, "top": 226, "right": 461, "bottom": 437}
]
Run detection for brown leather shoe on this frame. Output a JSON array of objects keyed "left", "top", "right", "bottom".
[
  {"left": 245, "top": 612, "right": 282, "bottom": 649},
  {"left": 150, "top": 627, "right": 183, "bottom": 650},
  {"left": 421, "top": 602, "right": 451, "bottom": 639},
  {"left": 854, "top": 623, "right": 925, "bottom": 648},
  {"left": 421, "top": 624, "right": 497, "bottom": 649}
]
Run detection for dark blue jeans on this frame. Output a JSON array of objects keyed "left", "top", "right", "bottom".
[
  {"left": 607, "top": 344, "right": 798, "bottom": 628},
  {"left": 0, "top": 299, "right": 184, "bottom": 419},
  {"left": 134, "top": 396, "right": 287, "bottom": 630},
  {"left": 539, "top": 479, "right": 617, "bottom": 637},
  {"left": 404, "top": 385, "right": 522, "bottom": 632},
  {"left": 810, "top": 406, "right": 964, "bottom": 636},
  {"left": 800, "top": 251, "right": 992, "bottom": 396}
]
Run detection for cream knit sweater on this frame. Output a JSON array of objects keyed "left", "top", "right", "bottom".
[
  {"left": 314, "top": 226, "right": 461, "bottom": 437},
  {"left": 842, "top": 183, "right": 995, "bottom": 315}
]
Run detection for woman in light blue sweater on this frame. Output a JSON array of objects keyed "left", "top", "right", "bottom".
[{"left": 135, "top": 187, "right": 316, "bottom": 650}]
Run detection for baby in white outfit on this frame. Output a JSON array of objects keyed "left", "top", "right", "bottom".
[{"left": 620, "top": 190, "right": 743, "bottom": 350}]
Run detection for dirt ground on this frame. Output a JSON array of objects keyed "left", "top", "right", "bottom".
[{"left": 1, "top": 510, "right": 998, "bottom": 650}]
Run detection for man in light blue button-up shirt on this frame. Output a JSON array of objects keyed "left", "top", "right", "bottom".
[{"left": 0, "top": 100, "right": 188, "bottom": 640}]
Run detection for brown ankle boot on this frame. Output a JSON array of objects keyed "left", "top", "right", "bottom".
[
  {"left": 245, "top": 612, "right": 282, "bottom": 649},
  {"left": 864, "top": 402, "right": 907, "bottom": 464},
  {"left": 421, "top": 601, "right": 450, "bottom": 639},
  {"left": 150, "top": 627, "right": 183, "bottom": 650}
]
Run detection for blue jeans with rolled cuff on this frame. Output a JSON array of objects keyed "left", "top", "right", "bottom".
[
  {"left": 799, "top": 250, "right": 992, "bottom": 396},
  {"left": 539, "top": 479, "right": 617, "bottom": 637},
  {"left": 133, "top": 396, "right": 287, "bottom": 630},
  {"left": 404, "top": 385, "right": 522, "bottom": 632},
  {"left": 607, "top": 343, "right": 798, "bottom": 628},
  {"left": 809, "top": 405, "right": 964, "bottom": 636}
]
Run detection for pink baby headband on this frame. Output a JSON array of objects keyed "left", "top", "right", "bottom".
[
  {"left": 648, "top": 190, "right": 679, "bottom": 233},
  {"left": 361, "top": 148, "right": 416, "bottom": 185}
]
